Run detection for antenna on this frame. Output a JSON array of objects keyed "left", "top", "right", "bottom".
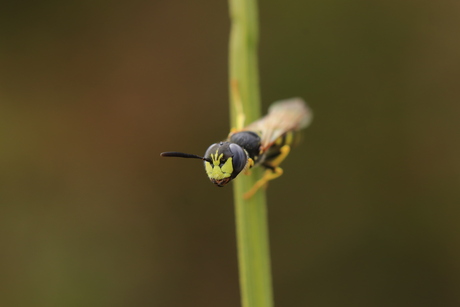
[{"left": 160, "top": 152, "right": 212, "bottom": 163}]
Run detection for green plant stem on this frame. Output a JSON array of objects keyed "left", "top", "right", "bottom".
[{"left": 229, "top": 1, "right": 274, "bottom": 307}]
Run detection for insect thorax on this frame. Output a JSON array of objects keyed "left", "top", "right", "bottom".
[{"left": 228, "top": 131, "right": 262, "bottom": 162}]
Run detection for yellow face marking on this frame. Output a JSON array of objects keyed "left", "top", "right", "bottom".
[
  {"left": 205, "top": 152, "right": 234, "bottom": 180},
  {"left": 210, "top": 150, "right": 224, "bottom": 166}
]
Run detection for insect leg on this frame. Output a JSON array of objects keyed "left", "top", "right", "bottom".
[
  {"left": 243, "top": 167, "right": 283, "bottom": 199},
  {"left": 243, "top": 145, "right": 291, "bottom": 199},
  {"left": 264, "top": 144, "right": 291, "bottom": 169},
  {"left": 243, "top": 158, "right": 255, "bottom": 175}
]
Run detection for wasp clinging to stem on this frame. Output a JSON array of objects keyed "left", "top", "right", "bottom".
[{"left": 160, "top": 86, "right": 312, "bottom": 199}]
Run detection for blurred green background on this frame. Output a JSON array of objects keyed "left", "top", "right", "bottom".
[{"left": 2, "top": 1, "right": 460, "bottom": 306}]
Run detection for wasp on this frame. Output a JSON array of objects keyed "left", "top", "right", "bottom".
[{"left": 161, "top": 97, "right": 312, "bottom": 198}]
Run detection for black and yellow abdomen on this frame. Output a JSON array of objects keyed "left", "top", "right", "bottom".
[{"left": 261, "top": 130, "right": 299, "bottom": 169}]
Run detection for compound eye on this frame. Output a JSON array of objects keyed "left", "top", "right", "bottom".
[{"left": 229, "top": 143, "right": 247, "bottom": 177}]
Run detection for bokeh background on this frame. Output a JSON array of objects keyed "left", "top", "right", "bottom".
[{"left": 2, "top": 1, "right": 460, "bottom": 306}]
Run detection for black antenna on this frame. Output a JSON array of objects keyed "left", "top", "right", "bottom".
[{"left": 160, "top": 152, "right": 212, "bottom": 163}]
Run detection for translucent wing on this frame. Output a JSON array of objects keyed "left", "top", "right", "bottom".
[{"left": 243, "top": 98, "right": 312, "bottom": 150}]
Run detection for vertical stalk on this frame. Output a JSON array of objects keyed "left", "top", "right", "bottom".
[{"left": 229, "top": 1, "right": 274, "bottom": 307}]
